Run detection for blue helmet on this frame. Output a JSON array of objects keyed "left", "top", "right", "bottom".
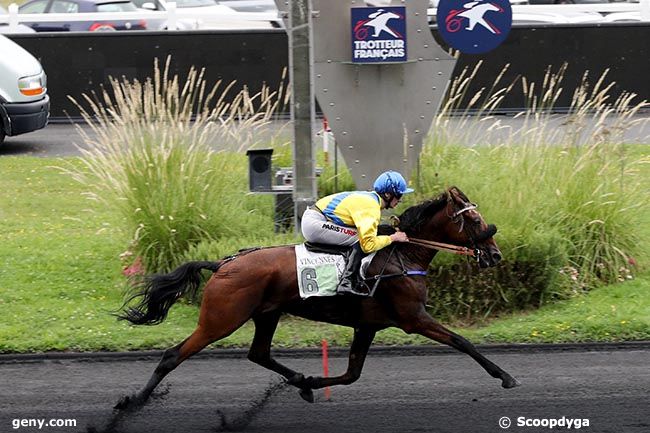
[{"left": 373, "top": 171, "right": 414, "bottom": 197}]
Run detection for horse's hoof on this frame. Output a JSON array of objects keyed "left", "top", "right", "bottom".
[
  {"left": 114, "top": 393, "right": 147, "bottom": 411},
  {"left": 299, "top": 388, "right": 314, "bottom": 403},
  {"left": 114, "top": 395, "right": 131, "bottom": 410},
  {"left": 287, "top": 373, "right": 305, "bottom": 387},
  {"left": 501, "top": 376, "right": 521, "bottom": 389}
]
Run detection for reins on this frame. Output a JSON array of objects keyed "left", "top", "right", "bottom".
[
  {"left": 407, "top": 237, "right": 478, "bottom": 257},
  {"left": 363, "top": 245, "right": 428, "bottom": 296},
  {"left": 389, "top": 203, "right": 480, "bottom": 258}
]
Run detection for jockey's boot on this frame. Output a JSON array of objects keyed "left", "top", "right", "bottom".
[{"left": 336, "top": 243, "right": 368, "bottom": 296}]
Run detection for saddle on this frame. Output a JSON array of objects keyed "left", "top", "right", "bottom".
[
  {"left": 304, "top": 242, "right": 353, "bottom": 257},
  {"left": 303, "top": 242, "right": 368, "bottom": 296}
]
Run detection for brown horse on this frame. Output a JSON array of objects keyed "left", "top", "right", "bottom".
[{"left": 116, "top": 186, "right": 519, "bottom": 409}]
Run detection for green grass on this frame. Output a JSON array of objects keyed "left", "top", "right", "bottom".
[
  {"left": 0, "top": 156, "right": 648, "bottom": 353},
  {"left": 462, "top": 273, "right": 650, "bottom": 343}
]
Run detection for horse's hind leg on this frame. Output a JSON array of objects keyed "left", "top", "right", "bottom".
[
  {"left": 117, "top": 289, "right": 257, "bottom": 409},
  {"left": 115, "top": 326, "right": 218, "bottom": 409},
  {"left": 403, "top": 311, "right": 520, "bottom": 388}
]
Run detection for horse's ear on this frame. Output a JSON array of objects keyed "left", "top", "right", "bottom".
[
  {"left": 448, "top": 186, "right": 468, "bottom": 203},
  {"left": 447, "top": 186, "right": 459, "bottom": 202}
]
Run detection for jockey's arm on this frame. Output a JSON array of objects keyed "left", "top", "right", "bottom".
[{"left": 350, "top": 207, "right": 392, "bottom": 253}]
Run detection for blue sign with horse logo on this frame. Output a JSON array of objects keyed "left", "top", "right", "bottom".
[
  {"left": 351, "top": 6, "right": 407, "bottom": 63},
  {"left": 436, "top": 0, "right": 512, "bottom": 54}
]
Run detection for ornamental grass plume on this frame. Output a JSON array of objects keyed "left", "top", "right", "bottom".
[
  {"left": 422, "top": 63, "right": 649, "bottom": 319},
  {"left": 66, "top": 57, "right": 288, "bottom": 272}
]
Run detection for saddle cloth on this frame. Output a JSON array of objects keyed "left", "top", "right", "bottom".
[
  {"left": 295, "top": 244, "right": 377, "bottom": 299},
  {"left": 295, "top": 244, "right": 346, "bottom": 298}
]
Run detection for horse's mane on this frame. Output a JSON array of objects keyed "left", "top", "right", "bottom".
[{"left": 378, "top": 187, "right": 466, "bottom": 236}]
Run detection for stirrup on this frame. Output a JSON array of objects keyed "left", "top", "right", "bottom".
[{"left": 336, "top": 279, "right": 370, "bottom": 296}]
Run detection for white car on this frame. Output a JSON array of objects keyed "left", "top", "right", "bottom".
[
  {"left": 0, "top": 34, "right": 49, "bottom": 144},
  {"left": 217, "top": 0, "right": 281, "bottom": 27},
  {"left": 133, "top": 0, "right": 199, "bottom": 29},
  {"left": 601, "top": 11, "right": 643, "bottom": 22},
  {"left": 512, "top": 11, "right": 604, "bottom": 24},
  {"left": 133, "top": 0, "right": 274, "bottom": 29}
]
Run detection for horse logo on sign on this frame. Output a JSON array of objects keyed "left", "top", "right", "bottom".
[
  {"left": 351, "top": 6, "right": 407, "bottom": 63},
  {"left": 437, "top": 0, "right": 512, "bottom": 54}
]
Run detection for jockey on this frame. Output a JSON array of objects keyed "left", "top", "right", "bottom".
[{"left": 300, "top": 170, "right": 413, "bottom": 294}]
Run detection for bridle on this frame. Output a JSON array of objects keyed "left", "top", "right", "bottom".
[
  {"left": 364, "top": 198, "right": 485, "bottom": 295},
  {"left": 364, "top": 195, "right": 493, "bottom": 295},
  {"left": 407, "top": 199, "right": 484, "bottom": 260}
]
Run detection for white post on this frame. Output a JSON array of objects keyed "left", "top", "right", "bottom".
[
  {"left": 167, "top": 1, "right": 177, "bottom": 31},
  {"left": 8, "top": 3, "right": 19, "bottom": 32}
]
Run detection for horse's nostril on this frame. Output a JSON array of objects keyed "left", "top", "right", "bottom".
[{"left": 492, "top": 252, "right": 502, "bottom": 262}]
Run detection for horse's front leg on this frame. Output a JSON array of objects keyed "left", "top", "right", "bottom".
[
  {"left": 300, "top": 327, "right": 377, "bottom": 400},
  {"left": 401, "top": 309, "right": 520, "bottom": 388}
]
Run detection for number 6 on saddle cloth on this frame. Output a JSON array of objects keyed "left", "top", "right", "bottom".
[
  {"left": 296, "top": 242, "right": 422, "bottom": 298},
  {"left": 296, "top": 243, "right": 356, "bottom": 297}
]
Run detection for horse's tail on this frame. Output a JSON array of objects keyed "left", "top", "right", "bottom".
[{"left": 117, "top": 260, "right": 223, "bottom": 326}]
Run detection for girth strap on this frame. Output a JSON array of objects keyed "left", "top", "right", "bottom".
[{"left": 362, "top": 245, "right": 427, "bottom": 296}]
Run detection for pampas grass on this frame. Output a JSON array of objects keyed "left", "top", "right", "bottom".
[{"left": 65, "top": 57, "right": 289, "bottom": 271}]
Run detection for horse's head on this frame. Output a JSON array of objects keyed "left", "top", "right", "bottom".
[
  {"left": 442, "top": 187, "right": 501, "bottom": 268},
  {"left": 397, "top": 186, "right": 502, "bottom": 268}
]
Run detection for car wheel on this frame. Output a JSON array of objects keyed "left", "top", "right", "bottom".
[
  {"left": 0, "top": 124, "right": 5, "bottom": 145},
  {"left": 89, "top": 23, "right": 117, "bottom": 31}
]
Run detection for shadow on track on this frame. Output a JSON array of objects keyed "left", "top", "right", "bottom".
[
  {"left": 214, "top": 378, "right": 290, "bottom": 432},
  {"left": 86, "top": 384, "right": 172, "bottom": 433},
  {"left": 85, "top": 378, "right": 289, "bottom": 433}
]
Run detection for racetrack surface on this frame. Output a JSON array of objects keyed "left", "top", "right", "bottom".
[{"left": 0, "top": 346, "right": 648, "bottom": 433}]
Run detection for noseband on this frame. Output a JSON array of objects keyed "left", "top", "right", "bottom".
[
  {"left": 451, "top": 203, "right": 477, "bottom": 233},
  {"left": 451, "top": 201, "right": 498, "bottom": 262}
]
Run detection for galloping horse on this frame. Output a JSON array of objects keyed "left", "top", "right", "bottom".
[{"left": 116, "top": 186, "right": 519, "bottom": 409}]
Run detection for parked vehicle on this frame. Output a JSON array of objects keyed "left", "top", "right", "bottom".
[
  {"left": 0, "top": 35, "right": 49, "bottom": 145},
  {"left": 601, "top": 11, "right": 643, "bottom": 22},
  {"left": 19, "top": 0, "right": 148, "bottom": 32},
  {"left": 527, "top": 0, "right": 609, "bottom": 4},
  {"left": 217, "top": 0, "right": 281, "bottom": 27},
  {"left": 132, "top": 0, "right": 199, "bottom": 30},
  {"left": 512, "top": 10, "right": 604, "bottom": 23},
  {"left": 0, "top": 5, "right": 36, "bottom": 33},
  {"left": 133, "top": 0, "right": 271, "bottom": 29}
]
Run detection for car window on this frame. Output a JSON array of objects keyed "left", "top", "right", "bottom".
[
  {"left": 50, "top": 0, "right": 79, "bottom": 13},
  {"left": 19, "top": 0, "right": 50, "bottom": 13},
  {"left": 97, "top": 1, "right": 138, "bottom": 11},
  {"left": 175, "top": 0, "right": 219, "bottom": 7},
  {"left": 131, "top": 0, "right": 156, "bottom": 8}
]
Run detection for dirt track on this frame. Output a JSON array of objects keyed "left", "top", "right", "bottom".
[{"left": 0, "top": 346, "right": 648, "bottom": 433}]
